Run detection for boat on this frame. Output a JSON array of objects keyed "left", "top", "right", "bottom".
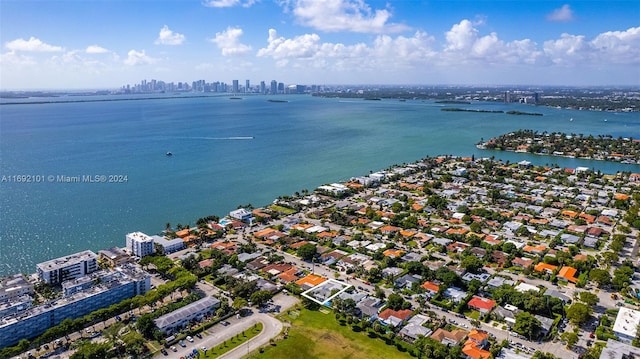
[
  {"left": 268, "top": 99, "right": 289, "bottom": 103},
  {"left": 166, "top": 152, "right": 173, "bottom": 156},
  {"left": 229, "top": 97, "right": 242, "bottom": 100}
]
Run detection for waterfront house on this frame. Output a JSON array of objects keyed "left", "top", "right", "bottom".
[
  {"left": 378, "top": 308, "right": 413, "bottom": 327},
  {"left": 399, "top": 314, "right": 432, "bottom": 343}
]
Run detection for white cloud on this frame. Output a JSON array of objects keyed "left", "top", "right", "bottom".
[
  {"left": 86, "top": 45, "right": 109, "bottom": 54},
  {"left": 203, "top": 0, "right": 257, "bottom": 8},
  {"left": 444, "top": 19, "right": 479, "bottom": 52},
  {"left": 0, "top": 51, "right": 36, "bottom": 67},
  {"left": 257, "top": 28, "right": 434, "bottom": 72},
  {"left": 590, "top": 27, "right": 640, "bottom": 64},
  {"left": 286, "top": 0, "right": 410, "bottom": 33},
  {"left": 124, "top": 49, "right": 158, "bottom": 66},
  {"left": 547, "top": 4, "right": 575, "bottom": 22},
  {"left": 209, "top": 27, "right": 252, "bottom": 56},
  {"left": 257, "top": 29, "right": 321, "bottom": 59},
  {"left": 155, "top": 25, "right": 186, "bottom": 45},
  {"left": 5, "top": 37, "right": 63, "bottom": 52}
]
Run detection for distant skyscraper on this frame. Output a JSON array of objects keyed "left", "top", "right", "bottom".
[
  {"left": 245, "top": 80, "right": 250, "bottom": 93},
  {"left": 232, "top": 80, "right": 239, "bottom": 93},
  {"left": 260, "top": 81, "right": 266, "bottom": 94},
  {"left": 278, "top": 82, "right": 284, "bottom": 94},
  {"left": 270, "top": 80, "right": 277, "bottom": 94}
]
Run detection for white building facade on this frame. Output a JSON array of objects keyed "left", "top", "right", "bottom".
[
  {"left": 125, "top": 232, "right": 155, "bottom": 258},
  {"left": 36, "top": 250, "right": 98, "bottom": 285}
]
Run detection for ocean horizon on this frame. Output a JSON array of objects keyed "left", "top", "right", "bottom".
[{"left": 1, "top": 94, "right": 639, "bottom": 276}]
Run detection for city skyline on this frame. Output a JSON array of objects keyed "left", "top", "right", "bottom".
[{"left": 1, "top": 0, "right": 639, "bottom": 90}]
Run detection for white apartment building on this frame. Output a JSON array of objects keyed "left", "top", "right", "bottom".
[
  {"left": 151, "top": 235, "right": 185, "bottom": 254},
  {"left": 36, "top": 250, "right": 98, "bottom": 285},
  {"left": 613, "top": 307, "right": 640, "bottom": 343},
  {"left": 125, "top": 232, "right": 155, "bottom": 258}
]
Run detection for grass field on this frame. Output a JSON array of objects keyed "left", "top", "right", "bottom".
[{"left": 248, "top": 309, "right": 412, "bottom": 359}]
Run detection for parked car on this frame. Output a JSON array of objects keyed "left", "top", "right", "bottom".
[
  {"left": 179, "top": 340, "right": 186, "bottom": 347},
  {"left": 160, "top": 348, "right": 168, "bottom": 356},
  {"left": 221, "top": 321, "right": 230, "bottom": 326},
  {"left": 195, "top": 333, "right": 202, "bottom": 339},
  {"left": 186, "top": 335, "right": 194, "bottom": 342},
  {"left": 170, "top": 346, "right": 177, "bottom": 352}
]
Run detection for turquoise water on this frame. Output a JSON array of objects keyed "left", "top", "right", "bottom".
[{"left": 1, "top": 95, "right": 639, "bottom": 276}]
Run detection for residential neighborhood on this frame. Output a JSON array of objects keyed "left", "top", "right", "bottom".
[{"left": 2, "top": 155, "right": 640, "bottom": 359}]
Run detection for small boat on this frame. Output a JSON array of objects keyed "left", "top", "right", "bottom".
[
  {"left": 166, "top": 152, "right": 173, "bottom": 156},
  {"left": 569, "top": 118, "right": 573, "bottom": 122}
]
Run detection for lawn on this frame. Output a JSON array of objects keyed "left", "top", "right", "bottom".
[
  {"left": 268, "top": 205, "right": 298, "bottom": 215},
  {"left": 464, "top": 310, "right": 480, "bottom": 320},
  {"left": 248, "top": 309, "right": 412, "bottom": 359}
]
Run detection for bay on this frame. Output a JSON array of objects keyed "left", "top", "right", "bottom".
[{"left": 1, "top": 94, "right": 639, "bottom": 276}]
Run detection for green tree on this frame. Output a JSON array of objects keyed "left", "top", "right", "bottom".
[
  {"left": 566, "top": 302, "right": 592, "bottom": 326},
  {"left": 297, "top": 243, "right": 317, "bottom": 261},
  {"left": 513, "top": 311, "right": 541, "bottom": 340},
  {"left": 589, "top": 268, "right": 611, "bottom": 287},
  {"left": 460, "top": 255, "right": 484, "bottom": 273},
  {"left": 577, "top": 291, "right": 599, "bottom": 306},
  {"left": 250, "top": 290, "right": 273, "bottom": 307},
  {"left": 233, "top": 297, "right": 248, "bottom": 310},
  {"left": 561, "top": 332, "right": 579, "bottom": 348},
  {"left": 135, "top": 313, "right": 157, "bottom": 339},
  {"left": 387, "top": 293, "right": 409, "bottom": 311}
]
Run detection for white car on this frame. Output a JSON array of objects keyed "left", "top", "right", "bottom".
[{"left": 186, "top": 335, "right": 194, "bottom": 342}]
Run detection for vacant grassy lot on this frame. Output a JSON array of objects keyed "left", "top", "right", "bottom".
[{"left": 249, "top": 309, "right": 411, "bottom": 359}]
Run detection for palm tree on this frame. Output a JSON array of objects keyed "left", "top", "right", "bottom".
[{"left": 103, "top": 322, "right": 124, "bottom": 357}]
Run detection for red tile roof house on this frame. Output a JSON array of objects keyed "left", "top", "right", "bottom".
[
  {"left": 557, "top": 266, "right": 579, "bottom": 283},
  {"left": 462, "top": 330, "right": 491, "bottom": 359},
  {"left": 463, "top": 340, "right": 491, "bottom": 359},
  {"left": 377, "top": 308, "right": 413, "bottom": 327},
  {"left": 467, "top": 296, "right": 496, "bottom": 314},
  {"left": 420, "top": 281, "right": 440, "bottom": 296}
]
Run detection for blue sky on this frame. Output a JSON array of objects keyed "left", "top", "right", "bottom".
[{"left": 1, "top": 0, "right": 639, "bottom": 89}]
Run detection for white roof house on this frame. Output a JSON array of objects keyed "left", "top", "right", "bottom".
[{"left": 613, "top": 307, "right": 640, "bottom": 343}]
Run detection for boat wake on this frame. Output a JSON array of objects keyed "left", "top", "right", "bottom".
[{"left": 190, "top": 136, "right": 254, "bottom": 140}]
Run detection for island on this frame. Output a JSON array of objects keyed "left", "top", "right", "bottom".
[
  {"left": 441, "top": 107, "right": 504, "bottom": 113},
  {"left": 477, "top": 129, "right": 640, "bottom": 164}
]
